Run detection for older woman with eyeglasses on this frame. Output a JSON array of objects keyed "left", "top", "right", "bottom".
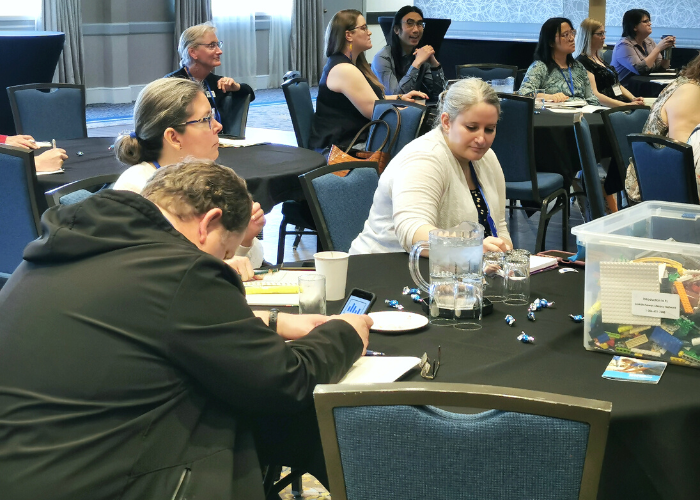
[
  {"left": 113, "top": 78, "right": 266, "bottom": 280},
  {"left": 611, "top": 9, "right": 675, "bottom": 86},
  {"left": 309, "top": 9, "right": 427, "bottom": 152},
  {"left": 371, "top": 5, "right": 446, "bottom": 101},
  {"left": 575, "top": 18, "right": 644, "bottom": 107},
  {"left": 166, "top": 22, "right": 255, "bottom": 127},
  {"left": 517, "top": 17, "right": 599, "bottom": 105}
]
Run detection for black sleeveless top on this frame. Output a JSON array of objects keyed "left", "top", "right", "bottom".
[
  {"left": 576, "top": 54, "right": 627, "bottom": 101},
  {"left": 309, "top": 54, "right": 384, "bottom": 150}
]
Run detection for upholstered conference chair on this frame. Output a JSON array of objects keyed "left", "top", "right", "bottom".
[
  {"left": 45, "top": 174, "right": 121, "bottom": 207},
  {"left": 7, "top": 83, "right": 87, "bottom": 140},
  {"left": 0, "top": 146, "right": 44, "bottom": 282},
  {"left": 455, "top": 64, "right": 518, "bottom": 81},
  {"left": 573, "top": 117, "right": 608, "bottom": 221},
  {"left": 490, "top": 93, "right": 569, "bottom": 252},
  {"left": 218, "top": 92, "right": 251, "bottom": 139},
  {"left": 366, "top": 100, "right": 427, "bottom": 159},
  {"left": 314, "top": 382, "right": 611, "bottom": 500},
  {"left": 628, "top": 134, "right": 698, "bottom": 204},
  {"left": 299, "top": 162, "right": 379, "bottom": 252}
]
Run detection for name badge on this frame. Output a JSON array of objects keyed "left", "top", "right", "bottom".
[
  {"left": 612, "top": 84, "right": 623, "bottom": 96},
  {"left": 205, "top": 90, "right": 215, "bottom": 98}
]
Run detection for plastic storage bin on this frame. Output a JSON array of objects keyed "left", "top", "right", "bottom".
[{"left": 572, "top": 201, "right": 700, "bottom": 368}]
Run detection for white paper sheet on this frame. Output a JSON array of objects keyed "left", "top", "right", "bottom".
[
  {"left": 338, "top": 356, "right": 421, "bottom": 384},
  {"left": 218, "top": 137, "right": 266, "bottom": 148}
]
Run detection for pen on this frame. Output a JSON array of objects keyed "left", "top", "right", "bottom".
[
  {"left": 52, "top": 139, "right": 56, "bottom": 149},
  {"left": 254, "top": 268, "right": 279, "bottom": 276},
  {"left": 364, "top": 350, "right": 385, "bottom": 356}
]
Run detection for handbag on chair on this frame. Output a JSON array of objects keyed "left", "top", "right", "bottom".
[{"left": 327, "top": 107, "right": 401, "bottom": 176}]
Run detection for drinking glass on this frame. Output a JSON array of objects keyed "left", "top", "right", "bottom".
[
  {"left": 298, "top": 274, "right": 327, "bottom": 314},
  {"left": 453, "top": 273, "right": 483, "bottom": 330},
  {"left": 533, "top": 89, "right": 546, "bottom": 114},
  {"left": 504, "top": 250, "right": 530, "bottom": 306},
  {"left": 483, "top": 251, "right": 506, "bottom": 302}
]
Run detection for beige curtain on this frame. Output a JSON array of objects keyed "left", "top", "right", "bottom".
[
  {"left": 291, "top": 0, "right": 324, "bottom": 85},
  {"left": 174, "top": 0, "right": 213, "bottom": 70},
  {"left": 39, "top": 0, "right": 84, "bottom": 84}
]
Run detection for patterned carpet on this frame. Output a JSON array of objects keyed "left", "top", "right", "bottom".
[
  {"left": 278, "top": 468, "right": 331, "bottom": 499},
  {"left": 86, "top": 87, "right": 318, "bottom": 132}
]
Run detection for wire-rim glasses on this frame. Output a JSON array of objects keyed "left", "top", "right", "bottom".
[
  {"left": 197, "top": 41, "right": 224, "bottom": 50},
  {"left": 419, "top": 346, "right": 441, "bottom": 380},
  {"left": 176, "top": 108, "right": 216, "bottom": 129}
]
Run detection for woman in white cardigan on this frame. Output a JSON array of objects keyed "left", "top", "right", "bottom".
[{"left": 350, "top": 78, "right": 512, "bottom": 254}]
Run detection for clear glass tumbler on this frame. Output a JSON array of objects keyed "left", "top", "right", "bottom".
[
  {"left": 504, "top": 251, "right": 530, "bottom": 306},
  {"left": 483, "top": 251, "right": 506, "bottom": 302},
  {"left": 298, "top": 274, "right": 327, "bottom": 315},
  {"left": 533, "top": 89, "right": 546, "bottom": 113}
]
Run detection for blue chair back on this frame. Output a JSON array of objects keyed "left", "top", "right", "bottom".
[
  {"left": 490, "top": 94, "right": 536, "bottom": 184},
  {"left": 7, "top": 83, "right": 87, "bottom": 140},
  {"left": 0, "top": 147, "right": 43, "bottom": 277},
  {"left": 282, "top": 77, "right": 314, "bottom": 149},
  {"left": 367, "top": 100, "right": 427, "bottom": 158},
  {"left": 574, "top": 118, "right": 607, "bottom": 220},
  {"left": 600, "top": 106, "right": 650, "bottom": 185},
  {"left": 299, "top": 163, "right": 379, "bottom": 251},
  {"left": 314, "top": 383, "right": 612, "bottom": 500},
  {"left": 628, "top": 134, "right": 698, "bottom": 204},
  {"left": 602, "top": 49, "right": 613, "bottom": 64},
  {"left": 218, "top": 93, "right": 251, "bottom": 138},
  {"left": 455, "top": 64, "right": 518, "bottom": 81}
]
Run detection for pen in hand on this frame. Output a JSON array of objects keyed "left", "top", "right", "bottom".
[
  {"left": 364, "top": 350, "right": 385, "bottom": 356},
  {"left": 52, "top": 139, "right": 56, "bottom": 149}
]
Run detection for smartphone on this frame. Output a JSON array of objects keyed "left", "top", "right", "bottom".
[{"left": 340, "top": 288, "right": 377, "bottom": 315}]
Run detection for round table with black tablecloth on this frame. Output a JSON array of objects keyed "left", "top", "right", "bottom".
[
  {"left": 626, "top": 75, "right": 674, "bottom": 98},
  {"left": 320, "top": 253, "right": 700, "bottom": 500},
  {"left": 36, "top": 138, "right": 326, "bottom": 213}
]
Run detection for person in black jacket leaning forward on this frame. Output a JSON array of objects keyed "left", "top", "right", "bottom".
[{"left": 0, "top": 160, "right": 371, "bottom": 500}]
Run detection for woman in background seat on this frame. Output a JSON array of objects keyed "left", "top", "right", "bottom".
[
  {"left": 371, "top": 5, "right": 446, "bottom": 101},
  {"left": 575, "top": 18, "right": 644, "bottom": 107},
  {"left": 309, "top": 9, "right": 427, "bottom": 152},
  {"left": 517, "top": 17, "right": 599, "bottom": 105},
  {"left": 113, "top": 78, "right": 265, "bottom": 279}
]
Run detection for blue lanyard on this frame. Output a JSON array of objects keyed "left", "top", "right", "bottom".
[
  {"left": 152, "top": 160, "right": 162, "bottom": 169},
  {"left": 469, "top": 162, "right": 498, "bottom": 237},
  {"left": 184, "top": 66, "right": 221, "bottom": 123},
  {"left": 559, "top": 67, "right": 575, "bottom": 96}
]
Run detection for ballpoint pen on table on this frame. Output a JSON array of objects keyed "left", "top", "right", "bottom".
[{"left": 364, "top": 350, "right": 385, "bottom": 356}]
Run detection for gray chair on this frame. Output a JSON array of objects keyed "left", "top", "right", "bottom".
[
  {"left": 218, "top": 92, "right": 251, "bottom": 139},
  {"left": 45, "top": 174, "right": 122, "bottom": 207},
  {"left": 490, "top": 93, "right": 569, "bottom": 252},
  {"left": 0, "top": 146, "right": 44, "bottom": 281},
  {"left": 456, "top": 64, "right": 518, "bottom": 81},
  {"left": 299, "top": 162, "right": 379, "bottom": 252},
  {"left": 573, "top": 117, "right": 608, "bottom": 221},
  {"left": 628, "top": 133, "right": 698, "bottom": 204},
  {"left": 314, "top": 382, "right": 611, "bottom": 500},
  {"left": 7, "top": 83, "right": 87, "bottom": 140},
  {"left": 367, "top": 100, "right": 427, "bottom": 159},
  {"left": 602, "top": 48, "right": 613, "bottom": 65}
]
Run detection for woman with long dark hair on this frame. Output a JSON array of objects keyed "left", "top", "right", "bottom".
[
  {"left": 517, "top": 17, "right": 599, "bottom": 105},
  {"left": 309, "top": 9, "right": 427, "bottom": 151},
  {"left": 371, "top": 5, "right": 446, "bottom": 100}
]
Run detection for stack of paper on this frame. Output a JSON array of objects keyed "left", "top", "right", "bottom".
[
  {"left": 244, "top": 270, "right": 310, "bottom": 306},
  {"left": 218, "top": 137, "right": 266, "bottom": 148},
  {"left": 338, "top": 356, "right": 421, "bottom": 384},
  {"left": 530, "top": 255, "right": 558, "bottom": 273}
]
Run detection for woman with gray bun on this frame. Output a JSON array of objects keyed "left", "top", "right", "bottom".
[
  {"left": 114, "top": 78, "right": 265, "bottom": 278},
  {"left": 350, "top": 78, "right": 512, "bottom": 255}
]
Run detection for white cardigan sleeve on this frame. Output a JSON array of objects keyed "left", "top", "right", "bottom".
[{"left": 235, "top": 238, "right": 264, "bottom": 268}]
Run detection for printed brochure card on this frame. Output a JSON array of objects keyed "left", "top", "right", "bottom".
[{"left": 602, "top": 356, "right": 667, "bottom": 384}]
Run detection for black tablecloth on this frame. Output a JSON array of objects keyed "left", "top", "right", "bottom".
[
  {"left": 327, "top": 253, "right": 700, "bottom": 500},
  {"left": 36, "top": 138, "right": 326, "bottom": 212},
  {"left": 626, "top": 76, "right": 674, "bottom": 98},
  {"left": 0, "top": 31, "right": 64, "bottom": 135},
  {"left": 534, "top": 110, "right": 619, "bottom": 191}
]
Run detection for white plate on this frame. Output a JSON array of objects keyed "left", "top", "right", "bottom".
[{"left": 368, "top": 311, "right": 429, "bottom": 333}]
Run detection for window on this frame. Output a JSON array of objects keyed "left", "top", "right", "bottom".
[
  {"left": 0, "top": 2, "right": 41, "bottom": 18},
  {"left": 211, "top": 0, "right": 291, "bottom": 17}
]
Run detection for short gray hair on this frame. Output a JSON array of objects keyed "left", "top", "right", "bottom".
[
  {"left": 115, "top": 78, "right": 203, "bottom": 165},
  {"left": 178, "top": 22, "right": 216, "bottom": 68},
  {"left": 434, "top": 78, "right": 501, "bottom": 129}
]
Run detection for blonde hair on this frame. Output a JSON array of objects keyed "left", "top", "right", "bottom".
[
  {"left": 115, "top": 78, "right": 203, "bottom": 165},
  {"left": 178, "top": 22, "right": 217, "bottom": 68},
  {"left": 575, "top": 18, "right": 604, "bottom": 59},
  {"left": 325, "top": 10, "right": 384, "bottom": 93},
  {"left": 434, "top": 78, "right": 500, "bottom": 130}
]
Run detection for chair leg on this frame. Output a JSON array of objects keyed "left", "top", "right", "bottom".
[
  {"left": 292, "top": 226, "right": 303, "bottom": 250},
  {"left": 291, "top": 470, "right": 303, "bottom": 498},
  {"left": 277, "top": 217, "right": 288, "bottom": 265},
  {"left": 562, "top": 193, "right": 569, "bottom": 251},
  {"left": 509, "top": 199, "right": 516, "bottom": 218}
]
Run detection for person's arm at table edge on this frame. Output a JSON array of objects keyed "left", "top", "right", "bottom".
[
  {"left": 166, "top": 256, "right": 364, "bottom": 414},
  {"left": 516, "top": 61, "right": 545, "bottom": 97},
  {"left": 585, "top": 72, "right": 627, "bottom": 107}
]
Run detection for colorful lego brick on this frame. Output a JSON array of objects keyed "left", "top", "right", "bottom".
[
  {"left": 631, "top": 347, "right": 661, "bottom": 357},
  {"left": 670, "top": 356, "right": 695, "bottom": 366},
  {"left": 650, "top": 326, "right": 683, "bottom": 356},
  {"left": 625, "top": 334, "right": 649, "bottom": 349},
  {"left": 628, "top": 326, "right": 652, "bottom": 336},
  {"left": 588, "top": 301, "right": 601, "bottom": 316},
  {"left": 607, "top": 332, "right": 621, "bottom": 339},
  {"left": 680, "top": 350, "right": 700, "bottom": 365},
  {"left": 673, "top": 280, "right": 694, "bottom": 314},
  {"left": 668, "top": 271, "right": 680, "bottom": 282},
  {"left": 614, "top": 346, "right": 632, "bottom": 355},
  {"left": 675, "top": 317, "right": 695, "bottom": 337},
  {"left": 618, "top": 325, "right": 633, "bottom": 333}
]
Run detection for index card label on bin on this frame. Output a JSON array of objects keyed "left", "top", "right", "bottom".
[{"left": 631, "top": 292, "right": 680, "bottom": 320}]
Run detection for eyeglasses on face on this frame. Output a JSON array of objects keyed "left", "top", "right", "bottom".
[
  {"left": 403, "top": 19, "right": 426, "bottom": 29},
  {"left": 347, "top": 24, "right": 369, "bottom": 32},
  {"left": 640, "top": 19, "right": 652, "bottom": 24},
  {"left": 559, "top": 29, "right": 577, "bottom": 40},
  {"left": 197, "top": 41, "right": 223, "bottom": 50},
  {"left": 419, "top": 345, "right": 441, "bottom": 380},
  {"left": 176, "top": 108, "right": 216, "bottom": 129},
  {"left": 593, "top": 31, "right": 606, "bottom": 37}
]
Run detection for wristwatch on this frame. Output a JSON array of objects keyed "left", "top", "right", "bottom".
[{"left": 269, "top": 308, "right": 280, "bottom": 333}]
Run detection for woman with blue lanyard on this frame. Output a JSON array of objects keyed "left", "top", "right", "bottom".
[
  {"left": 166, "top": 22, "right": 255, "bottom": 132},
  {"left": 517, "top": 17, "right": 599, "bottom": 105},
  {"left": 350, "top": 78, "right": 512, "bottom": 255},
  {"left": 113, "top": 78, "right": 266, "bottom": 281}
]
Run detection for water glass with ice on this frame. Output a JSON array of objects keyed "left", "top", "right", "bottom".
[{"left": 298, "top": 274, "right": 327, "bottom": 315}]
